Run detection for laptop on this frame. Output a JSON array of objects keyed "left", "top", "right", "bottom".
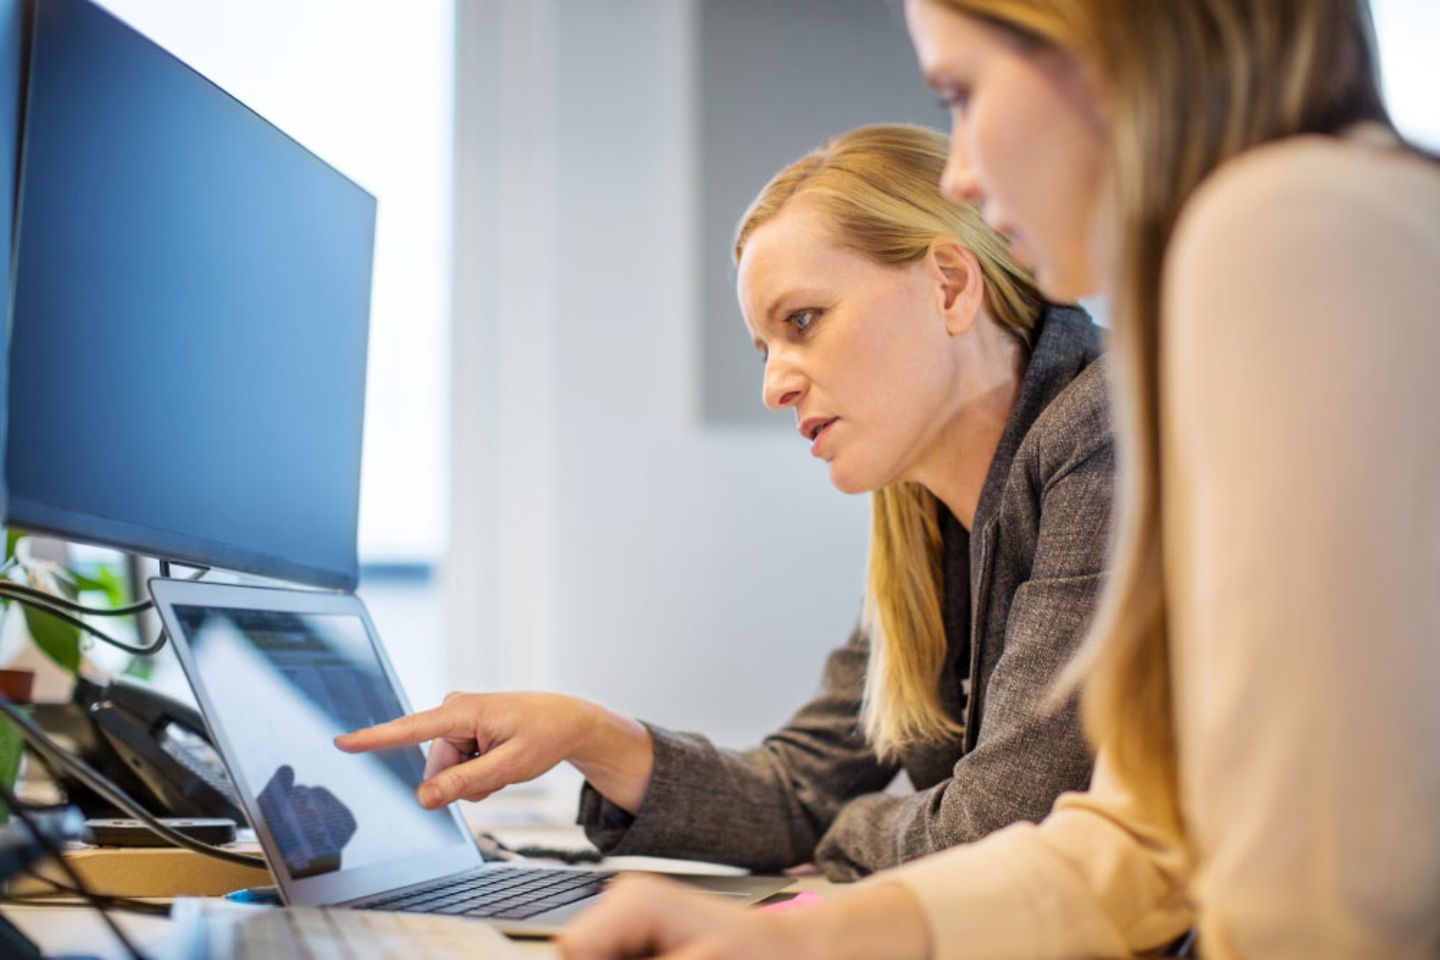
[{"left": 149, "top": 578, "right": 789, "bottom": 938}]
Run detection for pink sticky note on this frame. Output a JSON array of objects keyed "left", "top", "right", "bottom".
[{"left": 759, "top": 891, "right": 826, "bottom": 913}]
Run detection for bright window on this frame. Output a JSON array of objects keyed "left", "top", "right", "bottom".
[
  {"left": 94, "top": 0, "right": 455, "bottom": 565},
  {"left": 1374, "top": 0, "right": 1440, "bottom": 150}
]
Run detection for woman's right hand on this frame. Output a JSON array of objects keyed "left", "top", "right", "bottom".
[
  {"left": 557, "top": 874, "right": 932, "bottom": 960},
  {"left": 334, "top": 692, "right": 655, "bottom": 812}
]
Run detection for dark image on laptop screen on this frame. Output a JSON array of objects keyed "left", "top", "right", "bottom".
[{"left": 172, "top": 605, "right": 462, "bottom": 879}]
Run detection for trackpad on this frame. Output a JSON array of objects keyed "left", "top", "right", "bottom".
[{"left": 649, "top": 872, "right": 792, "bottom": 904}]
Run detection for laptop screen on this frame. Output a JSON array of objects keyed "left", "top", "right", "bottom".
[{"left": 171, "top": 604, "right": 465, "bottom": 879}]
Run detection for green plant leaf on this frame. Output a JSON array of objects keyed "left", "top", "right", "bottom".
[
  {"left": 3, "top": 530, "right": 19, "bottom": 565},
  {"left": 21, "top": 603, "right": 82, "bottom": 674},
  {"left": 0, "top": 717, "right": 24, "bottom": 824}
]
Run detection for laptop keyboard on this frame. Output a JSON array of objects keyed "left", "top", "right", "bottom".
[{"left": 357, "top": 866, "right": 614, "bottom": 921}]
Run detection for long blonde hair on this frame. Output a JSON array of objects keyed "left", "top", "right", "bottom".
[
  {"left": 928, "top": 0, "right": 1393, "bottom": 823},
  {"left": 734, "top": 124, "right": 1044, "bottom": 757}
]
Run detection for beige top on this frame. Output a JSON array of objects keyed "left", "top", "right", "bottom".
[{"left": 882, "top": 129, "right": 1440, "bottom": 958}]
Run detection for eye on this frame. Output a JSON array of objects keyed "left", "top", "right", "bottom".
[
  {"left": 786, "top": 309, "right": 819, "bottom": 333},
  {"left": 935, "top": 84, "right": 971, "bottom": 114}
]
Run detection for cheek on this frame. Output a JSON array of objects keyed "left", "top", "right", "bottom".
[
  {"left": 967, "top": 103, "right": 1044, "bottom": 235},
  {"left": 980, "top": 79, "right": 1101, "bottom": 268}
]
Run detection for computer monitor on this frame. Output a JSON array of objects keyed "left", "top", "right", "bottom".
[{"left": 3, "top": 0, "right": 376, "bottom": 590}]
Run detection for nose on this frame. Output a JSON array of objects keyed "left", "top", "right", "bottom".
[
  {"left": 940, "top": 144, "right": 982, "bottom": 205},
  {"left": 762, "top": 350, "right": 804, "bottom": 411}
]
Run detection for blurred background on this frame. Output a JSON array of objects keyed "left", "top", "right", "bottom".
[{"left": 26, "top": 0, "right": 1440, "bottom": 813}]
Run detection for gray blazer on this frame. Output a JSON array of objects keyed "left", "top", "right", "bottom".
[{"left": 578, "top": 306, "right": 1111, "bottom": 880}]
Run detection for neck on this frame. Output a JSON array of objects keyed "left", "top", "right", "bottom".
[{"left": 915, "top": 318, "right": 1028, "bottom": 530}]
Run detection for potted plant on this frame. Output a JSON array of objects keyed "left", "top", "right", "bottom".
[{"left": 0, "top": 530, "right": 130, "bottom": 821}]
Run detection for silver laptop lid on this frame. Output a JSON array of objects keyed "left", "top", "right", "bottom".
[{"left": 149, "top": 578, "right": 484, "bottom": 907}]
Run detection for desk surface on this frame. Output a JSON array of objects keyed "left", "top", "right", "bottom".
[
  {"left": 5, "top": 875, "right": 841, "bottom": 959},
  {"left": 4, "top": 820, "right": 843, "bottom": 958}
]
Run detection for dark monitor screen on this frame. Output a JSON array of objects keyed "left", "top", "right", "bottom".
[
  {"left": 1, "top": 0, "right": 24, "bottom": 444},
  {"left": 4, "top": 0, "right": 375, "bottom": 589}
]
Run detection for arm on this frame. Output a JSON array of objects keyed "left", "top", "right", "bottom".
[
  {"left": 883, "top": 754, "right": 1193, "bottom": 958},
  {"left": 814, "top": 390, "right": 1110, "bottom": 877},
  {"left": 335, "top": 636, "right": 894, "bottom": 871},
  {"left": 561, "top": 755, "right": 1193, "bottom": 960},
  {"left": 335, "top": 691, "right": 655, "bottom": 811},
  {"left": 579, "top": 628, "right": 900, "bottom": 872},
  {"left": 1158, "top": 141, "right": 1440, "bottom": 957}
]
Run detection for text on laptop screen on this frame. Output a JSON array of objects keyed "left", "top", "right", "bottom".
[{"left": 173, "top": 605, "right": 463, "bottom": 879}]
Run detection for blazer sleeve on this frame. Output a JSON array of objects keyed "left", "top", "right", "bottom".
[
  {"left": 812, "top": 430, "right": 1109, "bottom": 878},
  {"left": 575, "top": 626, "right": 900, "bottom": 872}
]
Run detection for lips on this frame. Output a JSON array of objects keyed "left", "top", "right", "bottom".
[
  {"left": 798, "top": 416, "right": 837, "bottom": 442},
  {"left": 798, "top": 416, "right": 839, "bottom": 458}
]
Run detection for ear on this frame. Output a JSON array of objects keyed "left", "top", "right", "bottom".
[{"left": 927, "top": 238, "right": 984, "bottom": 336}]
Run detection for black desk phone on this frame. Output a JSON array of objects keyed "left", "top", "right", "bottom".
[{"left": 31, "top": 677, "right": 246, "bottom": 825}]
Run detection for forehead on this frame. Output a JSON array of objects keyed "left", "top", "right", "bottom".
[
  {"left": 904, "top": 0, "right": 1006, "bottom": 77},
  {"left": 737, "top": 201, "right": 855, "bottom": 309}
]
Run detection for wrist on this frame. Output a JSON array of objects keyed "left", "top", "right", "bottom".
[
  {"left": 798, "top": 882, "right": 930, "bottom": 960},
  {"left": 570, "top": 700, "right": 654, "bottom": 813}
]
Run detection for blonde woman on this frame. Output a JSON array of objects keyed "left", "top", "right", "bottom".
[
  {"left": 557, "top": 0, "right": 1440, "bottom": 958},
  {"left": 340, "top": 124, "right": 1115, "bottom": 881}
]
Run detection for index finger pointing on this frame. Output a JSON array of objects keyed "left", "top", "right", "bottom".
[{"left": 334, "top": 706, "right": 458, "bottom": 753}]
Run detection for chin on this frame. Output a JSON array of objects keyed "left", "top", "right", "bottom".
[
  {"left": 1036, "top": 257, "right": 1100, "bottom": 304},
  {"left": 827, "top": 462, "right": 878, "bottom": 496}
]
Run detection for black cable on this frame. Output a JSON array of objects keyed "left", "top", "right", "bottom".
[
  {"left": 1, "top": 893, "right": 169, "bottom": 916},
  {"left": 0, "top": 582, "right": 152, "bottom": 617},
  {"left": 0, "top": 697, "right": 266, "bottom": 868},
  {"left": 7, "top": 866, "right": 171, "bottom": 916},
  {"left": 0, "top": 593, "right": 168, "bottom": 656},
  {"left": 0, "top": 559, "right": 206, "bottom": 657},
  {"left": 0, "top": 779, "right": 150, "bottom": 960}
]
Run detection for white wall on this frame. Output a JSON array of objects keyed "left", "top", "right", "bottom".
[
  {"left": 447, "top": 0, "right": 870, "bottom": 750},
  {"left": 1374, "top": 0, "right": 1440, "bottom": 151}
]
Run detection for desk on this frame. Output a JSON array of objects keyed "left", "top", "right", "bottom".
[
  {"left": 5, "top": 876, "right": 842, "bottom": 959},
  {"left": 3, "top": 821, "right": 843, "bottom": 958}
]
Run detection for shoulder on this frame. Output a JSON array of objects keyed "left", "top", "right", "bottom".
[
  {"left": 1017, "top": 357, "right": 1113, "bottom": 486},
  {"left": 1165, "top": 131, "right": 1440, "bottom": 384},
  {"left": 1168, "top": 131, "right": 1440, "bottom": 301}
]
